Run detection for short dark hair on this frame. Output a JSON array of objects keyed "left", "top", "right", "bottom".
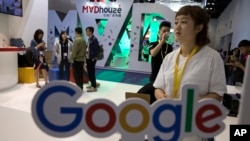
[
  {"left": 86, "top": 26, "right": 94, "bottom": 33},
  {"left": 159, "top": 21, "right": 171, "bottom": 30},
  {"left": 238, "top": 40, "right": 250, "bottom": 48},
  {"left": 33, "top": 29, "right": 44, "bottom": 41},
  {"left": 176, "top": 5, "right": 210, "bottom": 47},
  {"left": 75, "top": 27, "right": 82, "bottom": 35}
]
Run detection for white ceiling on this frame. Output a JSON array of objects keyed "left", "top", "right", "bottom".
[
  {"left": 156, "top": 0, "right": 203, "bottom": 12},
  {"left": 48, "top": 0, "right": 203, "bottom": 13}
]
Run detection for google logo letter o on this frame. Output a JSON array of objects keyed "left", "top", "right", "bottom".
[{"left": 32, "top": 81, "right": 227, "bottom": 141}]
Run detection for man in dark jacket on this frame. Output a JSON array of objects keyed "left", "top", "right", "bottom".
[{"left": 85, "top": 26, "right": 99, "bottom": 92}]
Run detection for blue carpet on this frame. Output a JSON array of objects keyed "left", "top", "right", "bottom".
[
  {"left": 96, "top": 68, "right": 150, "bottom": 86},
  {"left": 50, "top": 63, "right": 150, "bottom": 86}
]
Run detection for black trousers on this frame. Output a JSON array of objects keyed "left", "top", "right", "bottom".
[
  {"left": 137, "top": 81, "right": 156, "bottom": 104},
  {"left": 72, "top": 61, "right": 84, "bottom": 90},
  {"left": 86, "top": 59, "right": 97, "bottom": 88},
  {"left": 59, "top": 59, "right": 70, "bottom": 81}
]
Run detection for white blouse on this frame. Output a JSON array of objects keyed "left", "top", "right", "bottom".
[{"left": 154, "top": 46, "right": 227, "bottom": 99}]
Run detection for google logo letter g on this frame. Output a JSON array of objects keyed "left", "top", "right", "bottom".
[{"left": 32, "top": 81, "right": 227, "bottom": 141}]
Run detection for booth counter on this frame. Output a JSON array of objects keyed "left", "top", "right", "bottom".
[{"left": 0, "top": 47, "right": 25, "bottom": 91}]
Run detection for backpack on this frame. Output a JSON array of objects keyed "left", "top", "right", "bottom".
[
  {"left": 24, "top": 47, "right": 34, "bottom": 67},
  {"left": 10, "top": 38, "right": 25, "bottom": 47},
  {"left": 97, "top": 44, "right": 104, "bottom": 60}
]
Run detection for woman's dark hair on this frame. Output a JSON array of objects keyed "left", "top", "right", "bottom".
[
  {"left": 232, "top": 48, "right": 240, "bottom": 58},
  {"left": 33, "top": 29, "right": 44, "bottom": 41},
  {"left": 86, "top": 26, "right": 94, "bottom": 33},
  {"left": 59, "top": 31, "right": 68, "bottom": 44},
  {"left": 176, "top": 5, "right": 210, "bottom": 47}
]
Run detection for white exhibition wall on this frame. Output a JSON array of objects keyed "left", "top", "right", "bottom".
[
  {"left": 0, "top": 14, "right": 9, "bottom": 47},
  {"left": 214, "top": 0, "right": 250, "bottom": 50},
  {"left": 208, "top": 19, "right": 217, "bottom": 49},
  {"left": 0, "top": 14, "right": 8, "bottom": 35},
  {"left": 0, "top": 0, "right": 48, "bottom": 47}
]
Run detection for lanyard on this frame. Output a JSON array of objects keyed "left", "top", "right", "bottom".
[
  {"left": 158, "top": 41, "right": 168, "bottom": 60},
  {"left": 173, "top": 46, "right": 199, "bottom": 98}
]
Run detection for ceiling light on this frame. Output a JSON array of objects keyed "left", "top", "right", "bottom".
[{"left": 210, "top": 8, "right": 213, "bottom": 10}]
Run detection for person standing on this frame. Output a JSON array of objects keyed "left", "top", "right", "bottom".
[
  {"left": 54, "top": 31, "right": 73, "bottom": 81},
  {"left": 30, "top": 29, "right": 48, "bottom": 88},
  {"left": 231, "top": 40, "right": 250, "bottom": 85},
  {"left": 154, "top": 5, "right": 226, "bottom": 141},
  {"left": 71, "top": 27, "right": 86, "bottom": 91},
  {"left": 85, "top": 26, "right": 100, "bottom": 92},
  {"left": 137, "top": 21, "right": 173, "bottom": 104}
]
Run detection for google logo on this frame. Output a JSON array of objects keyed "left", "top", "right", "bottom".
[{"left": 31, "top": 81, "right": 227, "bottom": 141}]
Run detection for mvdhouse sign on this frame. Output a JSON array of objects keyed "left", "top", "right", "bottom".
[
  {"left": 82, "top": 5, "right": 122, "bottom": 14},
  {"left": 48, "top": 0, "right": 175, "bottom": 73}
]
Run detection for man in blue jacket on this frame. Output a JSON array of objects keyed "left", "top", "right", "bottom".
[{"left": 85, "top": 26, "right": 99, "bottom": 92}]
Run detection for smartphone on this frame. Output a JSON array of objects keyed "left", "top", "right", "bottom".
[{"left": 164, "top": 32, "right": 169, "bottom": 38}]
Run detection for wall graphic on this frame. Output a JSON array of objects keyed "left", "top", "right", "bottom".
[
  {"left": 129, "top": 3, "right": 175, "bottom": 72},
  {"left": 48, "top": 0, "right": 175, "bottom": 73}
]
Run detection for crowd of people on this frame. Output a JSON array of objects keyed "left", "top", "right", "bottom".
[
  {"left": 220, "top": 40, "right": 250, "bottom": 86},
  {"left": 30, "top": 26, "right": 100, "bottom": 92},
  {"left": 26, "top": 4, "right": 250, "bottom": 141}
]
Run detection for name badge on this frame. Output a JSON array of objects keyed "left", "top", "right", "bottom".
[{"left": 64, "top": 53, "right": 68, "bottom": 57}]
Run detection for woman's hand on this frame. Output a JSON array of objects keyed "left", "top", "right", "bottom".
[
  {"left": 198, "top": 93, "right": 222, "bottom": 102},
  {"left": 155, "top": 88, "right": 167, "bottom": 100},
  {"left": 39, "top": 56, "right": 43, "bottom": 63},
  {"left": 233, "top": 61, "right": 245, "bottom": 71},
  {"left": 233, "top": 61, "right": 243, "bottom": 68},
  {"left": 37, "top": 42, "right": 46, "bottom": 49}
]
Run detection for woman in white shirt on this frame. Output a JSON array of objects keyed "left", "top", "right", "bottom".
[
  {"left": 54, "top": 31, "right": 73, "bottom": 81},
  {"left": 153, "top": 5, "right": 227, "bottom": 141}
]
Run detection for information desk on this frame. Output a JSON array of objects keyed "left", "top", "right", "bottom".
[{"left": 0, "top": 47, "right": 25, "bottom": 91}]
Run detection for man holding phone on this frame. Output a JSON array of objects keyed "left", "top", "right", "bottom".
[
  {"left": 231, "top": 40, "right": 250, "bottom": 85},
  {"left": 137, "top": 21, "right": 173, "bottom": 104}
]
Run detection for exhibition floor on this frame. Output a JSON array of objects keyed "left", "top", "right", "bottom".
[{"left": 0, "top": 80, "right": 240, "bottom": 141}]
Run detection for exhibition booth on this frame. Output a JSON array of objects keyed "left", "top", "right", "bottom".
[{"left": 1, "top": 0, "right": 250, "bottom": 141}]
